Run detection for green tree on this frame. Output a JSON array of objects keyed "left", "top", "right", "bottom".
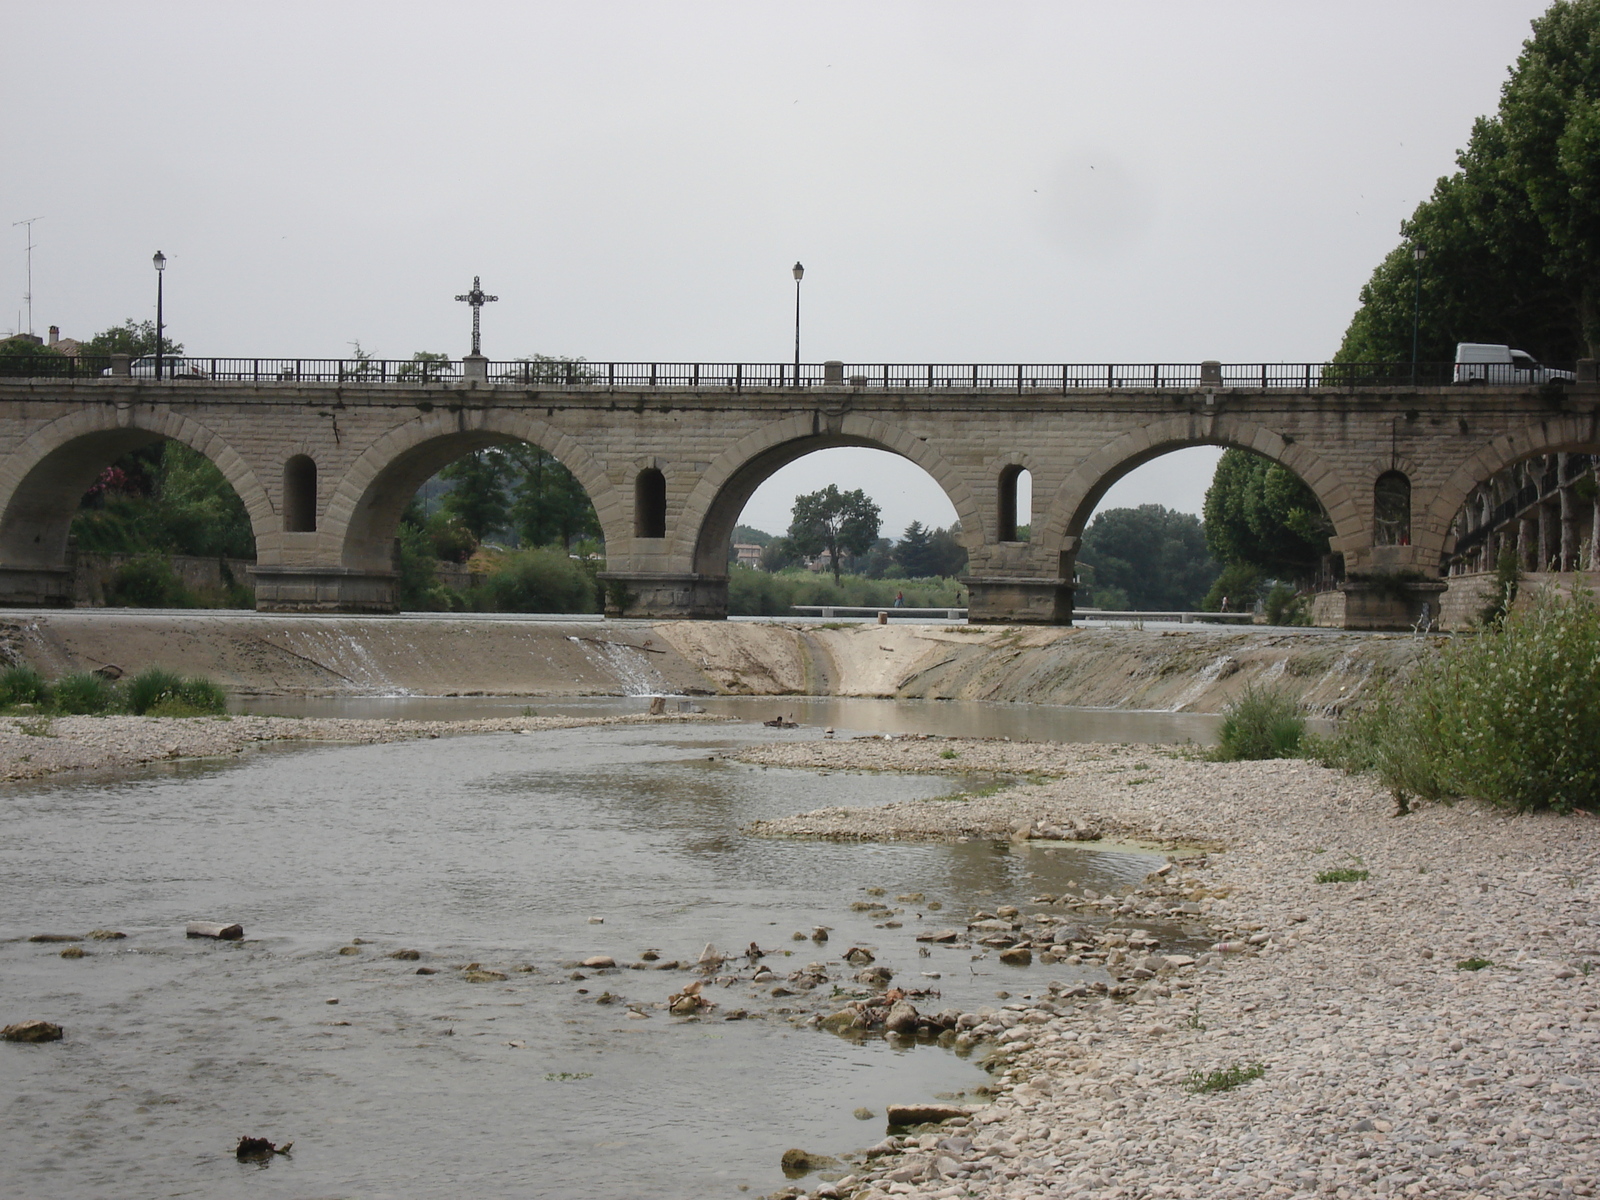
[
  {"left": 895, "top": 521, "right": 935, "bottom": 576},
  {"left": 1203, "top": 450, "right": 1331, "bottom": 581},
  {"left": 72, "top": 441, "right": 255, "bottom": 560},
  {"left": 506, "top": 444, "right": 601, "bottom": 550},
  {"left": 1078, "top": 505, "right": 1217, "bottom": 610},
  {"left": 80, "top": 319, "right": 182, "bottom": 359},
  {"left": 761, "top": 536, "right": 802, "bottom": 572},
  {"left": 787, "top": 485, "right": 882, "bottom": 583},
  {"left": 1336, "top": 0, "right": 1600, "bottom": 363},
  {"left": 439, "top": 451, "right": 511, "bottom": 542},
  {"left": 925, "top": 524, "right": 969, "bottom": 577}
]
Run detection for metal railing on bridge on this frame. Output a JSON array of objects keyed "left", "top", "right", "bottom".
[{"left": 0, "top": 355, "right": 1524, "bottom": 390}]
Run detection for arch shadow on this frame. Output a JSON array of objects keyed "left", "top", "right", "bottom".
[
  {"left": 323, "top": 410, "right": 622, "bottom": 572},
  {"left": 1420, "top": 413, "right": 1600, "bottom": 561},
  {"left": 679, "top": 414, "right": 982, "bottom": 576},
  {"left": 1036, "top": 415, "right": 1360, "bottom": 559},
  {"left": 0, "top": 408, "right": 272, "bottom": 571}
]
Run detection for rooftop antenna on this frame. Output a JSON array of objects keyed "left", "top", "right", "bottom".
[{"left": 12, "top": 217, "right": 41, "bottom": 337}]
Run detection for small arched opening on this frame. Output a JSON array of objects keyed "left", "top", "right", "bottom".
[
  {"left": 1373, "top": 471, "right": 1410, "bottom": 547},
  {"left": 634, "top": 468, "right": 667, "bottom": 539},
  {"left": 997, "top": 465, "right": 1032, "bottom": 542},
  {"left": 283, "top": 455, "right": 318, "bottom": 533}
]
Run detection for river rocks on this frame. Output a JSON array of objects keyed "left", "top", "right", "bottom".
[
  {"left": 4, "top": 1020, "right": 63, "bottom": 1042},
  {"left": 997, "top": 946, "right": 1032, "bottom": 966},
  {"left": 390, "top": 949, "right": 421, "bottom": 960},
  {"left": 186, "top": 921, "right": 243, "bottom": 940},
  {"left": 883, "top": 1000, "right": 919, "bottom": 1035},
  {"left": 779, "top": 1147, "right": 838, "bottom": 1175},
  {"left": 853, "top": 1106, "right": 875, "bottom": 1120},
  {"left": 855, "top": 965, "right": 893, "bottom": 987},
  {"left": 462, "top": 968, "right": 507, "bottom": 983},
  {"left": 27, "top": 933, "right": 79, "bottom": 943},
  {"left": 843, "top": 946, "right": 874, "bottom": 964},
  {"left": 915, "top": 928, "right": 960, "bottom": 943},
  {"left": 85, "top": 929, "right": 125, "bottom": 940},
  {"left": 580, "top": 955, "right": 616, "bottom": 969},
  {"left": 59, "top": 946, "right": 85, "bottom": 958},
  {"left": 338, "top": 945, "right": 360, "bottom": 955}
]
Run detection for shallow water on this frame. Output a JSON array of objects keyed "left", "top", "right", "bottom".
[
  {"left": 239, "top": 691, "right": 1230, "bottom": 744},
  {"left": 0, "top": 719, "right": 1169, "bottom": 1199}
]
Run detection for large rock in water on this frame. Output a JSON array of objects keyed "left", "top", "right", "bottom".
[
  {"left": 886, "top": 1103, "right": 972, "bottom": 1125},
  {"left": 3, "top": 1020, "right": 63, "bottom": 1043},
  {"left": 883, "top": 1000, "right": 920, "bottom": 1035},
  {"left": 780, "top": 1147, "right": 839, "bottom": 1175}
]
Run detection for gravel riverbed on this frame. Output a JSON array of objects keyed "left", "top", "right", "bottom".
[
  {"left": 739, "top": 737, "right": 1600, "bottom": 1200},
  {"left": 0, "top": 710, "right": 725, "bottom": 783}
]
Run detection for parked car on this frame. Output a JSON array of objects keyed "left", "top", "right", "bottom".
[
  {"left": 100, "top": 356, "right": 210, "bottom": 379},
  {"left": 1453, "top": 343, "right": 1574, "bottom": 385}
]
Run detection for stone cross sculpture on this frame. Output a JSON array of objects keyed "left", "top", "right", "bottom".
[{"left": 454, "top": 276, "right": 499, "bottom": 357}]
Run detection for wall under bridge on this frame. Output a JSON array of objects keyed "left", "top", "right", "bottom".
[{"left": 0, "top": 369, "right": 1595, "bottom": 628}]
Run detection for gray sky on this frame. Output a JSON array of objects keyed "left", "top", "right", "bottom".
[{"left": 2, "top": 1, "right": 1553, "bottom": 540}]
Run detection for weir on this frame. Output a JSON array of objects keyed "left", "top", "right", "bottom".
[{"left": 0, "top": 357, "right": 1596, "bottom": 629}]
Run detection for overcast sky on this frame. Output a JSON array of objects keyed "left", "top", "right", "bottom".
[{"left": 1, "top": 1, "right": 1554, "bottom": 539}]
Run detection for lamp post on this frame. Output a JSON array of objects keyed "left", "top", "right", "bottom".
[
  {"left": 1410, "top": 244, "right": 1426, "bottom": 384},
  {"left": 152, "top": 251, "right": 166, "bottom": 381},
  {"left": 792, "top": 261, "right": 804, "bottom": 386}
]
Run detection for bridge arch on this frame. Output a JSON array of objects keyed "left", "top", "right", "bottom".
[
  {"left": 0, "top": 406, "right": 271, "bottom": 572},
  {"left": 1419, "top": 413, "right": 1600, "bottom": 564},
  {"left": 323, "top": 409, "right": 624, "bottom": 572},
  {"left": 680, "top": 413, "right": 982, "bottom": 576},
  {"left": 1037, "top": 414, "right": 1360, "bottom": 559}
]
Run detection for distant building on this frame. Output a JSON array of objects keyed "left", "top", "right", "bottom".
[
  {"left": 732, "top": 542, "right": 764, "bottom": 569},
  {"left": 46, "top": 327, "right": 82, "bottom": 357}
]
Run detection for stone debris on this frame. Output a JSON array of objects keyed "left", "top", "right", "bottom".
[
  {"left": 738, "top": 738, "right": 1600, "bottom": 1200},
  {"left": 2, "top": 1020, "right": 63, "bottom": 1043},
  {"left": 185, "top": 921, "right": 243, "bottom": 940}
]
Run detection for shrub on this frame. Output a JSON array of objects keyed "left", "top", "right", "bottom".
[
  {"left": 124, "top": 667, "right": 184, "bottom": 714},
  {"left": 104, "top": 555, "right": 195, "bottom": 608},
  {"left": 468, "top": 548, "right": 599, "bottom": 613},
  {"left": 1315, "top": 868, "right": 1369, "bottom": 883},
  {"left": 54, "top": 672, "right": 114, "bottom": 715},
  {"left": 0, "top": 666, "right": 50, "bottom": 707},
  {"left": 1211, "top": 685, "right": 1305, "bottom": 761},
  {"left": 1183, "top": 1062, "right": 1265, "bottom": 1093},
  {"left": 1322, "top": 587, "right": 1600, "bottom": 813}
]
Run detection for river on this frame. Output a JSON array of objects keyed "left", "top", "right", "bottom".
[{"left": 1, "top": 703, "right": 1194, "bottom": 1199}]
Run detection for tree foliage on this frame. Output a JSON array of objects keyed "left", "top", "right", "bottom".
[
  {"left": 80, "top": 319, "right": 182, "bottom": 360},
  {"left": 894, "top": 521, "right": 969, "bottom": 579},
  {"left": 1078, "top": 505, "right": 1216, "bottom": 610},
  {"left": 1336, "top": 0, "right": 1600, "bottom": 362},
  {"left": 787, "top": 485, "right": 882, "bottom": 583},
  {"left": 1203, "top": 450, "right": 1331, "bottom": 580},
  {"left": 72, "top": 441, "right": 256, "bottom": 560}
]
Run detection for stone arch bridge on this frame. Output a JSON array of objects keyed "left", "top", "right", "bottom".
[{"left": 0, "top": 360, "right": 1594, "bottom": 628}]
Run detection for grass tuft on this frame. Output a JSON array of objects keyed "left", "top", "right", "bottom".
[
  {"left": 1315, "top": 868, "right": 1369, "bottom": 883},
  {"left": 1455, "top": 957, "right": 1492, "bottom": 971},
  {"left": 1184, "top": 1062, "right": 1265, "bottom": 1093},
  {"left": 1211, "top": 685, "right": 1305, "bottom": 761}
]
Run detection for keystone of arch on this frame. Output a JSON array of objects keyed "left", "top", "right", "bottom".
[
  {"left": 322, "top": 409, "right": 624, "bottom": 558},
  {"left": 1035, "top": 414, "right": 1358, "bottom": 552},
  {"left": 0, "top": 405, "right": 273, "bottom": 532},
  {"left": 1419, "top": 413, "right": 1600, "bottom": 559},
  {"left": 673, "top": 413, "right": 983, "bottom": 564}
]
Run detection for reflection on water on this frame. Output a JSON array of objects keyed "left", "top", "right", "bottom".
[
  {"left": 238, "top": 691, "right": 1229, "bottom": 744},
  {"left": 0, "top": 721, "right": 1164, "bottom": 1200}
]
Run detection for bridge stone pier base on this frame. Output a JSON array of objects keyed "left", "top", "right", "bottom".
[{"left": 0, "top": 372, "right": 1593, "bottom": 630}]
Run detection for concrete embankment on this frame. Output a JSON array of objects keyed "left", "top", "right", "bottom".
[{"left": 0, "top": 610, "right": 1437, "bottom": 714}]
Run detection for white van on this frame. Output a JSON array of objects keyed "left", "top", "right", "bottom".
[{"left": 1454, "top": 343, "right": 1574, "bottom": 384}]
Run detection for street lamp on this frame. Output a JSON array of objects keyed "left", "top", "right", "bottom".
[
  {"left": 1410, "top": 244, "right": 1426, "bottom": 383},
  {"left": 152, "top": 251, "right": 167, "bottom": 382},
  {"left": 792, "top": 261, "right": 804, "bottom": 386}
]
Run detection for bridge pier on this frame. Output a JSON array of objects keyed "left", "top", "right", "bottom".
[
  {"left": 0, "top": 566, "right": 75, "bottom": 608},
  {"left": 597, "top": 571, "right": 728, "bottom": 619},
  {"left": 1312, "top": 575, "right": 1447, "bottom": 631},
  {"left": 965, "top": 575, "right": 1075, "bottom": 624},
  {"left": 251, "top": 566, "right": 399, "bottom": 614}
]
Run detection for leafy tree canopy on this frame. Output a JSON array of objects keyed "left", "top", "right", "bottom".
[
  {"left": 1202, "top": 449, "right": 1331, "bottom": 579},
  {"left": 787, "top": 485, "right": 882, "bottom": 583},
  {"left": 1336, "top": 0, "right": 1600, "bottom": 363},
  {"left": 72, "top": 441, "right": 255, "bottom": 560},
  {"left": 894, "top": 520, "right": 968, "bottom": 578},
  {"left": 1078, "top": 505, "right": 1216, "bottom": 610},
  {"left": 81, "top": 320, "right": 182, "bottom": 360}
]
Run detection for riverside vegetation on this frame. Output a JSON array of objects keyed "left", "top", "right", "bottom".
[
  {"left": 0, "top": 666, "right": 227, "bottom": 718},
  {"left": 1212, "top": 585, "right": 1600, "bottom": 816}
]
